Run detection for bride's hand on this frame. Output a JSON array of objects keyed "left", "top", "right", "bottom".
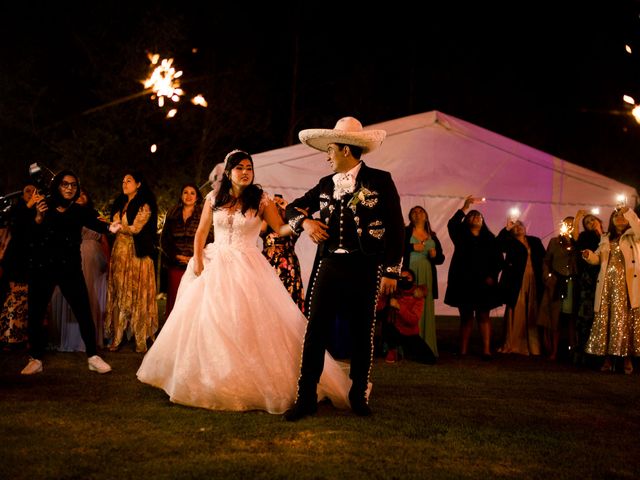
[{"left": 193, "top": 257, "right": 204, "bottom": 276}]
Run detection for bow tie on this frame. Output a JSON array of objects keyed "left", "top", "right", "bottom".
[{"left": 332, "top": 172, "right": 356, "bottom": 200}]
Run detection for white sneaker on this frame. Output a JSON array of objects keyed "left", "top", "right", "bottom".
[
  {"left": 88, "top": 355, "right": 112, "bottom": 374},
  {"left": 21, "top": 358, "right": 43, "bottom": 375}
]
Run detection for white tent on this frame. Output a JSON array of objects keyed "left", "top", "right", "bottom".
[{"left": 253, "top": 111, "right": 639, "bottom": 316}]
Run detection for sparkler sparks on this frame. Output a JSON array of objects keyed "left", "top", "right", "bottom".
[
  {"left": 143, "top": 53, "right": 184, "bottom": 108},
  {"left": 559, "top": 222, "right": 570, "bottom": 237},
  {"left": 622, "top": 95, "right": 640, "bottom": 124},
  {"left": 191, "top": 94, "right": 208, "bottom": 107}
]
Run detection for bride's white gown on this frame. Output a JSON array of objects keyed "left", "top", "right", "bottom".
[{"left": 137, "top": 193, "right": 351, "bottom": 413}]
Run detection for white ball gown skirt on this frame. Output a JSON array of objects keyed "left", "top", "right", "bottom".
[{"left": 137, "top": 242, "right": 352, "bottom": 413}]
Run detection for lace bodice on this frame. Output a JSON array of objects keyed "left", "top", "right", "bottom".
[{"left": 206, "top": 191, "right": 268, "bottom": 251}]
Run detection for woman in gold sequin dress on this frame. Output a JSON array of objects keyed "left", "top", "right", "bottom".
[{"left": 582, "top": 206, "right": 640, "bottom": 374}]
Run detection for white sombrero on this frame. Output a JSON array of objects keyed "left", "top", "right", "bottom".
[{"left": 298, "top": 116, "right": 386, "bottom": 154}]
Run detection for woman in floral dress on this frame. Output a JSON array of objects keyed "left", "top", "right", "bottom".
[
  {"left": 260, "top": 194, "right": 305, "bottom": 312},
  {"left": 105, "top": 172, "right": 158, "bottom": 353}
]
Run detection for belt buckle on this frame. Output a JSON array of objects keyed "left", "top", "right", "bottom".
[{"left": 333, "top": 248, "right": 349, "bottom": 254}]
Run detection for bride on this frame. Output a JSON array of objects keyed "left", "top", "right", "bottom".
[{"left": 137, "top": 150, "right": 351, "bottom": 413}]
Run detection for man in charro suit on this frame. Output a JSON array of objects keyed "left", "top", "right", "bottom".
[{"left": 284, "top": 116, "right": 404, "bottom": 420}]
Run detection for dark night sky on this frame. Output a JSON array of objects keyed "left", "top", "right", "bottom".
[{"left": 2, "top": 1, "right": 640, "bottom": 198}]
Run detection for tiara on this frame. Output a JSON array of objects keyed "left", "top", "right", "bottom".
[{"left": 224, "top": 149, "right": 245, "bottom": 168}]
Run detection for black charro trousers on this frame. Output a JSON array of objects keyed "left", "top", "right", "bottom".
[{"left": 297, "top": 252, "right": 381, "bottom": 401}]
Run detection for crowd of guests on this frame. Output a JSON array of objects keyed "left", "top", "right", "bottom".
[
  {"left": 1, "top": 169, "right": 639, "bottom": 376},
  {"left": 377, "top": 196, "right": 639, "bottom": 375}
]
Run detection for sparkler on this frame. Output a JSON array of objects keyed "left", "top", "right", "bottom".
[
  {"left": 80, "top": 53, "right": 208, "bottom": 119},
  {"left": 191, "top": 94, "right": 208, "bottom": 107},
  {"left": 508, "top": 207, "right": 521, "bottom": 221},
  {"left": 143, "top": 53, "right": 184, "bottom": 107},
  {"left": 621, "top": 94, "right": 640, "bottom": 124}
]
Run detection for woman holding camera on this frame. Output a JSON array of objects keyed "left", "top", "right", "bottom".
[{"left": 21, "top": 171, "right": 114, "bottom": 375}]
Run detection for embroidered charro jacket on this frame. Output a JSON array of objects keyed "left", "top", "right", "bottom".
[{"left": 285, "top": 162, "right": 405, "bottom": 279}]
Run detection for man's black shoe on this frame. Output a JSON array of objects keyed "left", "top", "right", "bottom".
[
  {"left": 349, "top": 396, "right": 372, "bottom": 417},
  {"left": 283, "top": 401, "right": 318, "bottom": 422}
]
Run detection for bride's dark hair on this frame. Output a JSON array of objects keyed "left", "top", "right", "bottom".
[{"left": 213, "top": 149, "right": 263, "bottom": 215}]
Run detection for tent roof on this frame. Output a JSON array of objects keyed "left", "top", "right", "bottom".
[
  {"left": 255, "top": 111, "right": 638, "bottom": 208},
  {"left": 253, "top": 111, "right": 638, "bottom": 315}
]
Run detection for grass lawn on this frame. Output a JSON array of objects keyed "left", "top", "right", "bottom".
[{"left": 1, "top": 317, "right": 639, "bottom": 479}]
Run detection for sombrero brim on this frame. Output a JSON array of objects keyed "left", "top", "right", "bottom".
[{"left": 299, "top": 128, "right": 386, "bottom": 154}]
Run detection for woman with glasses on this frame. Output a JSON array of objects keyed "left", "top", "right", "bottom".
[
  {"left": 20, "top": 171, "right": 115, "bottom": 375},
  {"left": 49, "top": 188, "right": 110, "bottom": 351}
]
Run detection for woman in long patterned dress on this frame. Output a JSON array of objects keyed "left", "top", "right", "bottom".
[
  {"left": 260, "top": 194, "right": 305, "bottom": 312},
  {"left": 105, "top": 172, "right": 158, "bottom": 353},
  {"left": 583, "top": 206, "right": 640, "bottom": 374},
  {"left": 137, "top": 150, "right": 351, "bottom": 414},
  {"left": 402, "top": 206, "right": 444, "bottom": 356}
]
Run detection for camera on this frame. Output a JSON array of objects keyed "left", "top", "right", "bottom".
[{"left": 28, "top": 163, "right": 54, "bottom": 203}]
